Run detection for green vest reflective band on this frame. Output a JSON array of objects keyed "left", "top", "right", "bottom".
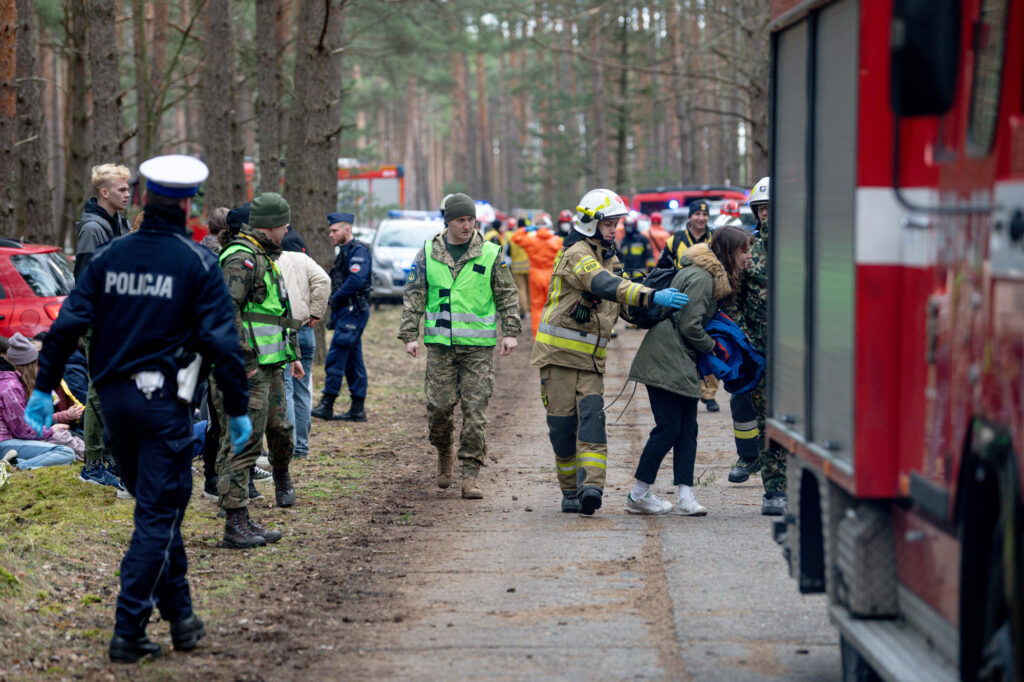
[
  {"left": 423, "top": 239, "right": 500, "bottom": 347},
  {"left": 219, "top": 241, "right": 297, "bottom": 365}
]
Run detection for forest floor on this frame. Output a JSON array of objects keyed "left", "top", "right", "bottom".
[{"left": 0, "top": 306, "right": 840, "bottom": 680}]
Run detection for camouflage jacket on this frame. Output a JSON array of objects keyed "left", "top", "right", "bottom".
[
  {"left": 397, "top": 230, "right": 522, "bottom": 349},
  {"left": 721, "top": 221, "right": 768, "bottom": 354},
  {"left": 220, "top": 226, "right": 296, "bottom": 371}
]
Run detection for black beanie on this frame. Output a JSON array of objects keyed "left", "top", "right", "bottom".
[
  {"left": 442, "top": 193, "right": 476, "bottom": 222},
  {"left": 226, "top": 203, "right": 250, "bottom": 235}
]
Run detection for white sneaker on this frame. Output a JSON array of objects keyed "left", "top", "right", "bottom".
[
  {"left": 626, "top": 490, "right": 674, "bottom": 515},
  {"left": 673, "top": 486, "right": 707, "bottom": 516}
]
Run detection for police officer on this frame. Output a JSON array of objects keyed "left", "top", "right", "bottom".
[
  {"left": 217, "top": 192, "right": 304, "bottom": 545},
  {"left": 311, "top": 212, "right": 372, "bottom": 421},
  {"left": 24, "top": 155, "right": 252, "bottom": 663}
]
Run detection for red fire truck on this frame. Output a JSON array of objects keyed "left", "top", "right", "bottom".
[{"left": 766, "top": 0, "right": 1023, "bottom": 680}]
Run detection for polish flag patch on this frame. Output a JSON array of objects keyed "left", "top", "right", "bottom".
[
  {"left": 350, "top": 264, "right": 361, "bottom": 273},
  {"left": 243, "top": 259, "right": 255, "bottom": 269}
]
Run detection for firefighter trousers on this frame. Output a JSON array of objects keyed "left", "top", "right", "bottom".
[{"left": 539, "top": 365, "right": 607, "bottom": 493}]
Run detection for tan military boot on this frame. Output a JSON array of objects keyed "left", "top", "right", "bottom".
[
  {"left": 436, "top": 446, "right": 454, "bottom": 489},
  {"left": 461, "top": 465, "right": 483, "bottom": 499}
]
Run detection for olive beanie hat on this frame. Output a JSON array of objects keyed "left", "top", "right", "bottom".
[
  {"left": 442, "top": 193, "right": 476, "bottom": 222},
  {"left": 250, "top": 192, "right": 291, "bottom": 229}
]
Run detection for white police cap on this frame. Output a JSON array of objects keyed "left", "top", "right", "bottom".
[{"left": 139, "top": 154, "right": 209, "bottom": 198}]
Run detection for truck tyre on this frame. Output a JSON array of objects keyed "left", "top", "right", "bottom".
[{"left": 840, "top": 635, "right": 882, "bottom": 682}]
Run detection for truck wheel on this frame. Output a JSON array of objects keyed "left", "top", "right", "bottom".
[{"left": 840, "top": 635, "right": 882, "bottom": 682}]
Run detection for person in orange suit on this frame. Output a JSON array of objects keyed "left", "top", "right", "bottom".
[
  {"left": 509, "top": 217, "right": 563, "bottom": 338},
  {"left": 647, "top": 211, "right": 670, "bottom": 261}
]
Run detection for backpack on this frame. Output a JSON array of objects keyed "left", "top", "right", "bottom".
[{"left": 626, "top": 266, "right": 679, "bottom": 329}]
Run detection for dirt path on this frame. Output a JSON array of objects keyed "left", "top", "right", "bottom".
[{"left": 309, "top": 326, "right": 841, "bottom": 680}]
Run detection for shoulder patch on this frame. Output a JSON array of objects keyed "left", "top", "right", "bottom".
[
  {"left": 243, "top": 259, "right": 255, "bottom": 270},
  {"left": 573, "top": 256, "right": 601, "bottom": 274}
]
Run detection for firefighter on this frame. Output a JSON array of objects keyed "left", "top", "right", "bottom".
[
  {"left": 507, "top": 217, "right": 532, "bottom": 319},
  {"left": 617, "top": 212, "right": 654, "bottom": 279},
  {"left": 647, "top": 211, "right": 670, "bottom": 261},
  {"left": 509, "top": 216, "right": 563, "bottom": 338},
  {"left": 713, "top": 198, "right": 744, "bottom": 230},
  {"left": 656, "top": 199, "right": 721, "bottom": 411},
  {"left": 556, "top": 209, "right": 574, "bottom": 236},
  {"left": 529, "top": 188, "right": 689, "bottom": 516},
  {"left": 721, "top": 176, "right": 787, "bottom": 516}
]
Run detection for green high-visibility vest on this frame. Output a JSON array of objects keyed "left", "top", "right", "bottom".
[
  {"left": 423, "top": 238, "right": 500, "bottom": 347},
  {"left": 219, "top": 240, "right": 298, "bottom": 365}
]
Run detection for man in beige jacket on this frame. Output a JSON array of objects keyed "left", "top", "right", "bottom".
[{"left": 277, "top": 250, "right": 330, "bottom": 459}]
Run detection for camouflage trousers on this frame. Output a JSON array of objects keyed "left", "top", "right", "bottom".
[
  {"left": 425, "top": 345, "right": 494, "bottom": 471},
  {"left": 214, "top": 365, "right": 293, "bottom": 509},
  {"left": 82, "top": 381, "right": 105, "bottom": 464},
  {"left": 539, "top": 365, "right": 607, "bottom": 493},
  {"left": 751, "top": 379, "right": 786, "bottom": 495}
]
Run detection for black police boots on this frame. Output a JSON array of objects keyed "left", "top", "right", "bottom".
[
  {"left": 273, "top": 468, "right": 295, "bottom": 507},
  {"left": 109, "top": 633, "right": 162, "bottom": 663},
  {"left": 223, "top": 507, "right": 267, "bottom": 549},
  {"left": 310, "top": 394, "right": 335, "bottom": 420},
  {"left": 336, "top": 396, "right": 366, "bottom": 422},
  {"left": 170, "top": 614, "right": 206, "bottom": 651},
  {"left": 245, "top": 507, "right": 282, "bottom": 543}
]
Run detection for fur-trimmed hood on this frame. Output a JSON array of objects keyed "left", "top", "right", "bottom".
[{"left": 680, "top": 242, "right": 731, "bottom": 300}]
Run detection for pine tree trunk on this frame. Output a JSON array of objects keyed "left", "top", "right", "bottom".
[
  {"left": 131, "top": 0, "right": 150, "bottom": 166},
  {"left": 285, "top": 0, "right": 343, "bottom": 267},
  {"left": 15, "top": 0, "right": 54, "bottom": 242},
  {"left": 64, "top": 0, "right": 90, "bottom": 246},
  {"left": 0, "top": 0, "right": 17, "bottom": 230},
  {"left": 85, "top": 0, "right": 121, "bottom": 165},
  {"left": 199, "top": 0, "right": 245, "bottom": 210},
  {"left": 589, "top": 12, "right": 608, "bottom": 189},
  {"left": 255, "top": 0, "right": 283, "bottom": 193},
  {"left": 475, "top": 50, "right": 491, "bottom": 201}
]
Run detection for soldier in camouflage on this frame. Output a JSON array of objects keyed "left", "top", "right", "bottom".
[
  {"left": 216, "top": 192, "right": 305, "bottom": 548},
  {"left": 398, "top": 193, "right": 521, "bottom": 500},
  {"left": 720, "top": 176, "right": 787, "bottom": 516}
]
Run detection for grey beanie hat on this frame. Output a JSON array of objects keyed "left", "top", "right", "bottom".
[
  {"left": 6, "top": 333, "right": 38, "bottom": 365},
  {"left": 442, "top": 193, "right": 476, "bottom": 222},
  {"left": 250, "top": 192, "right": 291, "bottom": 229}
]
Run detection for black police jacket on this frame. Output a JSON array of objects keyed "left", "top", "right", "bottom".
[{"left": 36, "top": 203, "right": 250, "bottom": 417}]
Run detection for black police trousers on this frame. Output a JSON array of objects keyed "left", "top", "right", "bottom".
[{"left": 98, "top": 378, "right": 196, "bottom": 638}]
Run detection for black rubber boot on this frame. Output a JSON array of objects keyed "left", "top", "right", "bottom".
[
  {"left": 109, "top": 633, "right": 162, "bottom": 663},
  {"left": 245, "top": 507, "right": 282, "bottom": 543},
  {"left": 761, "top": 492, "right": 787, "bottom": 516},
  {"left": 248, "top": 477, "right": 264, "bottom": 501},
  {"left": 169, "top": 614, "right": 206, "bottom": 651},
  {"left": 728, "top": 458, "right": 762, "bottom": 483},
  {"left": 561, "top": 490, "right": 581, "bottom": 513},
  {"left": 336, "top": 396, "right": 366, "bottom": 422},
  {"left": 273, "top": 469, "right": 295, "bottom": 507},
  {"left": 222, "top": 507, "right": 267, "bottom": 549},
  {"left": 578, "top": 487, "right": 603, "bottom": 516},
  {"left": 310, "top": 394, "right": 336, "bottom": 420}
]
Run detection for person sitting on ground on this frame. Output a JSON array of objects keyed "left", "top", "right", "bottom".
[{"left": 0, "top": 334, "right": 80, "bottom": 468}]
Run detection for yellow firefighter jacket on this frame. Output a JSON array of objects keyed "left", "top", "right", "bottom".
[{"left": 529, "top": 235, "right": 654, "bottom": 374}]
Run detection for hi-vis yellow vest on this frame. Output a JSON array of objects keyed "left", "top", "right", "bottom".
[
  {"left": 220, "top": 241, "right": 298, "bottom": 365},
  {"left": 423, "top": 239, "right": 500, "bottom": 347}
]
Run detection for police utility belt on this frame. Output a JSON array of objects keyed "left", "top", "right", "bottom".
[
  {"left": 334, "top": 293, "right": 369, "bottom": 310},
  {"left": 131, "top": 353, "right": 203, "bottom": 403}
]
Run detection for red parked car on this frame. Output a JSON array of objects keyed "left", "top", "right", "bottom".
[{"left": 0, "top": 239, "right": 75, "bottom": 339}]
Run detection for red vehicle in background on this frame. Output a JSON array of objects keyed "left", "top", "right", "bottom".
[
  {"left": 0, "top": 240, "right": 74, "bottom": 338},
  {"left": 767, "top": 0, "right": 1023, "bottom": 680},
  {"left": 629, "top": 184, "right": 748, "bottom": 216}
]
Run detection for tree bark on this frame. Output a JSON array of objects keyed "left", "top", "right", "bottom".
[
  {"left": 85, "top": 0, "right": 121, "bottom": 165},
  {"left": 285, "top": 0, "right": 344, "bottom": 268},
  {"left": 0, "top": 0, "right": 17, "bottom": 231},
  {"left": 131, "top": 0, "right": 150, "bottom": 167},
  {"left": 64, "top": 0, "right": 91, "bottom": 247},
  {"left": 15, "top": 0, "right": 55, "bottom": 242},
  {"left": 588, "top": 14, "right": 608, "bottom": 189},
  {"left": 255, "top": 0, "right": 283, "bottom": 193},
  {"left": 475, "top": 50, "right": 491, "bottom": 201},
  {"left": 199, "top": 0, "right": 246, "bottom": 210}
]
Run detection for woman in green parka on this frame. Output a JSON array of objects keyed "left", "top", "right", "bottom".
[{"left": 626, "top": 226, "right": 753, "bottom": 516}]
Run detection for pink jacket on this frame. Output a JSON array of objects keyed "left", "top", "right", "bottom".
[{"left": 0, "top": 369, "right": 52, "bottom": 442}]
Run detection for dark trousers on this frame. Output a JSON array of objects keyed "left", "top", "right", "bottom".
[
  {"left": 98, "top": 380, "right": 196, "bottom": 638},
  {"left": 633, "top": 384, "right": 699, "bottom": 487},
  {"left": 324, "top": 305, "right": 369, "bottom": 399},
  {"left": 202, "top": 384, "right": 220, "bottom": 481}
]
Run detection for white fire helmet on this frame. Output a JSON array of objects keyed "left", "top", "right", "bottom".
[
  {"left": 475, "top": 200, "right": 496, "bottom": 225},
  {"left": 535, "top": 213, "right": 553, "bottom": 229},
  {"left": 749, "top": 177, "right": 770, "bottom": 207},
  {"left": 573, "top": 188, "right": 629, "bottom": 237}
]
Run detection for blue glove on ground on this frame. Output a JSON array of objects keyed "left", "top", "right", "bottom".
[
  {"left": 24, "top": 389, "right": 53, "bottom": 437},
  {"left": 652, "top": 288, "right": 689, "bottom": 310},
  {"left": 228, "top": 415, "right": 253, "bottom": 454}
]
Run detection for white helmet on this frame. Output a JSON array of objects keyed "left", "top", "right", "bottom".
[
  {"left": 475, "top": 200, "right": 496, "bottom": 225},
  {"left": 573, "top": 188, "right": 628, "bottom": 237},
  {"left": 749, "top": 177, "right": 770, "bottom": 207},
  {"left": 535, "top": 213, "right": 553, "bottom": 229}
]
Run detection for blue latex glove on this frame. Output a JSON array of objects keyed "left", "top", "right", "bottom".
[
  {"left": 228, "top": 415, "right": 253, "bottom": 454},
  {"left": 24, "top": 389, "right": 53, "bottom": 437},
  {"left": 652, "top": 288, "right": 689, "bottom": 310}
]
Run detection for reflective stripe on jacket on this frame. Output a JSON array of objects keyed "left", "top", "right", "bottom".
[{"left": 423, "top": 239, "right": 500, "bottom": 347}]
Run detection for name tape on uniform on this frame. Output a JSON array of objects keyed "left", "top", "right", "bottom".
[{"left": 104, "top": 271, "right": 175, "bottom": 299}]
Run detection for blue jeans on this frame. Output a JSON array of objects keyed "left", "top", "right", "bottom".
[
  {"left": 285, "top": 325, "right": 315, "bottom": 458},
  {"left": 0, "top": 439, "right": 76, "bottom": 470}
]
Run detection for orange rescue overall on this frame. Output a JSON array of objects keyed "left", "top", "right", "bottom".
[{"left": 509, "top": 227, "right": 563, "bottom": 338}]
